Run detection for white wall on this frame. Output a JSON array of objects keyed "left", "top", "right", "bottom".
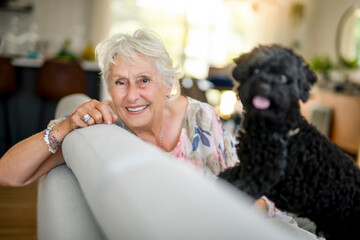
[
  {"left": 0, "top": 0, "right": 111, "bottom": 57},
  {"left": 244, "top": 0, "right": 359, "bottom": 63},
  {"left": 303, "top": 0, "right": 360, "bottom": 61},
  {"left": 0, "top": 0, "right": 359, "bottom": 62},
  {"left": 249, "top": 0, "right": 316, "bottom": 49}
]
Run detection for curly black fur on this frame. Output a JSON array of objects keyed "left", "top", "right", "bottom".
[{"left": 219, "top": 45, "right": 360, "bottom": 240}]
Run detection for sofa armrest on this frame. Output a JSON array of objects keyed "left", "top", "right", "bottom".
[
  {"left": 61, "top": 124, "right": 312, "bottom": 240},
  {"left": 37, "top": 93, "right": 105, "bottom": 239},
  {"left": 37, "top": 165, "right": 105, "bottom": 240}
]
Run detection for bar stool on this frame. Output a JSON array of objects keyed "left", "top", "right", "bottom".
[
  {"left": 0, "top": 57, "right": 17, "bottom": 154},
  {"left": 36, "top": 59, "right": 87, "bottom": 130}
]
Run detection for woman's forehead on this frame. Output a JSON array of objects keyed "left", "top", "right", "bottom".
[
  {"left": 110, "top": 55, "right": 158, "bottom": 77},
  {"left": 112, "top": 52, "right": 153, "bottom": 65},
  {"left": 112, "top": 54, "right": 154, "bottom": 68}
]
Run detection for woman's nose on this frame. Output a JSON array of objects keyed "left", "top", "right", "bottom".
[{"left": 126, "top": 84, "right": 140, "bottom": 102}]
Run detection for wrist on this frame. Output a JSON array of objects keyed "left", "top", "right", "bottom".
[
  {"left": 43, "top": 124, "right": 62, "bottom": 154},
  {"left": 53, "top": 118, "right": 73, "bottom": 140}
]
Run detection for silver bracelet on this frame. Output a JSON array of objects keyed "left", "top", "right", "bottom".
[{"left": 43, "top": 124, "right": 62, "bottom": 154}]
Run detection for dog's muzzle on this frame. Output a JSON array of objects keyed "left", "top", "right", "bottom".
[{"left": 252, "top": 95, "right": 270, "bottom": 109}]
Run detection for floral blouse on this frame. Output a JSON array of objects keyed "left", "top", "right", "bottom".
[{"left": 169, "top": 97, "right": 239, "bottom": 176}]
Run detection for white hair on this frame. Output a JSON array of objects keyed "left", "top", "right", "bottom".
[{"left": 95, "top": 29, "right": 182, "bottom": 98}]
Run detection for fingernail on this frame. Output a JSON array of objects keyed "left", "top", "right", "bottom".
[{"left": 107, "top": 121, "right": 111, "bottom": 125}]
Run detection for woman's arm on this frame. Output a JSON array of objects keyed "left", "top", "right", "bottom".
[
  {"left": 0, "top": 99, "right": 117, "bottom": 187},
  {"left": 0, "top": 119, "right": 70, "bottom": 187}
]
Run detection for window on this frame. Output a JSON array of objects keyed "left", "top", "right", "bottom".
[{"left": 110, "top": 0, "right": 253, "bottom": 79}]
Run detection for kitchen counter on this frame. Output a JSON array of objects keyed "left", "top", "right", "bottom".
[{"left": 300, "top": 87, "right": 360, "bottom": 164}]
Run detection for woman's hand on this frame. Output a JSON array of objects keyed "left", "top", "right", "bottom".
[
  {"left": 253, "top": 198, "right": 268, "bottom": 214},
  {"left": 64, "top": 99, "right": 118, "bottom": 132}
]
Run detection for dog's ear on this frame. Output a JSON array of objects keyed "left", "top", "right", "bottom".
[
  {"left": 232, "top": 64, "right": 242, "bottom": 82},
  {"left": 232, "top": 54, "right": 249, "bottom": 83},
  {"left": 297, "top": 58, "right": 317, "bottom": 102}
]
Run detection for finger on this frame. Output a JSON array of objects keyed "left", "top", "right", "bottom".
[
  {"left": 103, "top": 99, "right": 110, "bottom": 106},
  {"left": 84, "top": 115, "right": 95, "bottom": 125},
  {"left": 87, "top": 108, "right": 104, "bottom": 124},
  {"left": 79, "top": 112, "right": 93, "bottom": 126},
  {"left": 68, "top": 100, "right": 96, "bottom": 129},
  {"left": 95, "top": 102, "right": 114, "bottom": 125},
  {"left": 105, "top": 99, "right": 115, "bottom": 113},
  {"left": 76, "top": 100, "right": 113, "bottom": 125},
  {"left": 102, "top": 100, "right": 118, "bottom": 123},
  {"left": 79, "top": 100, "right": 103, "bottom": 124},
  {"left": 69, "top": 112, "right": 88, "bottom": 129}
]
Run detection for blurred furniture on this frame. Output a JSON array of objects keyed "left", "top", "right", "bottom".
[
  {"left": 36, "top": 60, "right": 86, "bottom": 100},
  {"left": 0, "top": 57, "right": 17, "bottom": 155},
  {"left": 301, "top": 88, "right": 360, "bottom": 163},
  {"left": 207, "top": 65, "right": 235, "bottom": 90},
  {"left": 35, "top": 59, "right": 87, "bottom": 130},
  {"left": 181, "top": 77, "right": 207, "bottom": 102},
  {"left": 307, "top": 105, "right": 332, "bottom": 138},
  {"left": 0, "top": 58, "right": 100, "bottom": 155}
]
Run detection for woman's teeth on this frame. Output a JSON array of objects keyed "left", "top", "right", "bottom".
[{"left": 126, "top": 105, "right": 148, "bottom": 112}]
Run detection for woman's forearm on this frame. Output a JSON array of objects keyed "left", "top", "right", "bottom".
[
  {"left": 0, "top": 98, "right": 115, "bottom": 187},
  {"left": 0, "top": 120, "right": 70, "bottom": 186}
]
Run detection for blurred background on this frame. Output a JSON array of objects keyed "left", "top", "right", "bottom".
[{"left": 0, "top": 0, "right": 359, "bottom": 239}]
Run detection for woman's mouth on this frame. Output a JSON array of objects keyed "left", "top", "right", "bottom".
[{"left": 126, "top": 105, "right": 149, "bottom": 113}]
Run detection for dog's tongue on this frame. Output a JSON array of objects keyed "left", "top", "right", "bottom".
[{"left": 252, "top": 96, "right": 270, "bottom": 109}]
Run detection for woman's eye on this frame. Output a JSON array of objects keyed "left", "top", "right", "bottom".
[
  {"left": 114, "top": 80, "right": 126, "bottom": 86},
  {"left": 138, "top": 77, "right": 151, "bottom": 87}
]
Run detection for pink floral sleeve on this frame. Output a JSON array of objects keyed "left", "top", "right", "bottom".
[{"left": 170, "top": 97, "right": 238, "bottom": 176}]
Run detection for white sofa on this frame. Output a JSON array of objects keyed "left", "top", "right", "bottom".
[{"left": 37, "top": 94, "right": 320, "bottom": 240}]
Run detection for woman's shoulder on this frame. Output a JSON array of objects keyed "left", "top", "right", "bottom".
[
  {"left": 187, "top": 97, "right": 216, "bottom": 115},
  {"left": 185, "top": 96, "right": 218, "bottom": 131},
  {"left": 168, "top": 95, "right": 214, "bottom": 115}
]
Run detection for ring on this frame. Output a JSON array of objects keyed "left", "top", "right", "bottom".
[{"left": 82, "top": 114, "right": 91, "bottom": 123}]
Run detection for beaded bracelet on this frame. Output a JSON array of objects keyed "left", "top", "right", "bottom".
[{"left": 43, "top": 124, "right": 62, "bottom": 154}]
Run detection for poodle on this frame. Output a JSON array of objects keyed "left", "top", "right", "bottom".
[{"left": 219, "top": 45, "right": 360, "bottom": 240}]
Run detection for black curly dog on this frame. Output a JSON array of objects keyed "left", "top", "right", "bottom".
[{"left": 219, "top": 45, "right": 360, "bottom": 240}]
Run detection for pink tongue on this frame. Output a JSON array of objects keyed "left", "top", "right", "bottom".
[{"left": 252, "top": 96, "right": 270, "bottom": 109}]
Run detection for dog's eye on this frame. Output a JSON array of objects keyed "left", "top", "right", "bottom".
[
  {"left": 254, "top": 69, "right": 260, "bottom": 74},
  {"left": 280, "top": 74, "right": 288, "bottom": 84}
]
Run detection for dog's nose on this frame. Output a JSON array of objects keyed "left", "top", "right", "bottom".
[{"left": 259, "top": 83, "right": 271, "bottom": 93}]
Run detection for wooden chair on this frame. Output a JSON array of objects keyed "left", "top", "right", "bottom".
[{"left": 36, "top": 60, "right": 87, "bottom": 130}]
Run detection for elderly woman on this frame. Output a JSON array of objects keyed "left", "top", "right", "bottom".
[
  {"left": 0, "top": 29, "right": 238, "bottom": 184},
  {"left": 0, "top": 29, "right": 289, "bottom": 220}
]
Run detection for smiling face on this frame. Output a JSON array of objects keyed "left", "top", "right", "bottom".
[{"left": 109, "top": 54, "right": 169, "bottom": 131}]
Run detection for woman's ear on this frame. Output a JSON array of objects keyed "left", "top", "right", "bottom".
[{"left": 165, "top": 84, "right": 173, "bottom": 98}]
